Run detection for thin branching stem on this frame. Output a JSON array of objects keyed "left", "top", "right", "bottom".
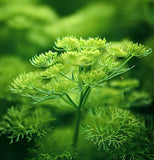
[
  {"left": 79, "top": 86, "right": 91, "bottom": 109},
  {"left": 63, "top": 93, "right": 78, "bottom": 109}
]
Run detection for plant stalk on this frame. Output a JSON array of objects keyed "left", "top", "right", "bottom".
[
  {"left": 72, "top": 108, "right": 81, "bottom": 152},
  {"left": 72, "top": 86, "right": 91, "bottom": 158}
]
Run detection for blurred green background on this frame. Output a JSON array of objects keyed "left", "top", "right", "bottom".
[{"left": 0, "top": 0, "right": 153, "bottom": 159}]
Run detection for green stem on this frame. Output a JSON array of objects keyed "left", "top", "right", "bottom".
[
  {"left": 79, "top": 86, "right": 91, "bottom": 109},
  {"left": 64, "top": 93, "right": 78, "bottom": 108},
  {"left": 72, "top": 86, "right": 91, "bottom": 157},
  {"left": 72, "top": 108, "right": 81, "bottom": 153}
]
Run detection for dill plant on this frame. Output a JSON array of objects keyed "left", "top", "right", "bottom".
[
  {"left": 0, "top": 105, "right": 54, "bottom": 143},
  {"left": 9, "top": 36, "right": 152, "bottom": 159}
]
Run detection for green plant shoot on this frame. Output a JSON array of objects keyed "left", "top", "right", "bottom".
[{"left": 10, "top": 36, "right": 151, "bottom": 158}]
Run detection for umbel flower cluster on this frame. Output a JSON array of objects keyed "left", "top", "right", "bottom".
[
  {"left": 3, "top": 36, "right": 152, "bottom": 160},
  {"left": 11, "top": 36, "right": 151, "bottom": 104}
]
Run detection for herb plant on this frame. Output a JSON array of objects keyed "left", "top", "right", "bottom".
[{"left": 4, "top": 36, "right": 153, "bottom": 159}]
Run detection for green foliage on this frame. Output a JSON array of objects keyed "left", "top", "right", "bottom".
[
  {"left": 28, "top": 127, "right": 74, "bottom": 160},
  {"left": 133, "top": 36, "right": 154, "bottom": 99},
  {"left": 0, "top": 0, "right": 153, "bottom": 59},
  {"left": 45, "top": 2, "right": 117, "bottom": 38},
  {"left": 0, "top": 1, "right": 117, "bottom": 57},
  {"left": 0, "top": 56, "right": 32, "bottom": 101},
  {"left": 10, "top": 36, "right": 151, "bottom": 105},
  {"left": 106, "top": 129, "right": 154, "bottom": 160},
  {"left": 0, "top": 2, "right": 58, "bottom": 57},
  {"left": 0, "top": 105, "right": 55, "bottom": 143},
  {"left": 82, "top": 106, "right": 154, "bottom": 160},
  {"left": 66, "top": 76, "right": 151, "bottom": 114},
  {"left": 0, "top": 0, "right": 153, "bottom": 159},
  {"left": 0, "top": 5, "right": 57, "bottom": 26},
  {"left": 109, "top": 79, "right": 152, "bottom": 108},
  {"left": 2, "top": 36, "right": 151, "bottom": 160},
  {"left": 109, "top": 79, "right": 139, "bottom": 89},
  {"left": 121, "top": 0, "right": 154, "bottom": 26},
  {"left": 127, "top": 91, "right": 152, "bottom": 107},
  {"left": 0, "top": 0, "right": 40, "bottom": 4},
  {"left": 82, "top": 107, "right": 140, "bottom": 151}
]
